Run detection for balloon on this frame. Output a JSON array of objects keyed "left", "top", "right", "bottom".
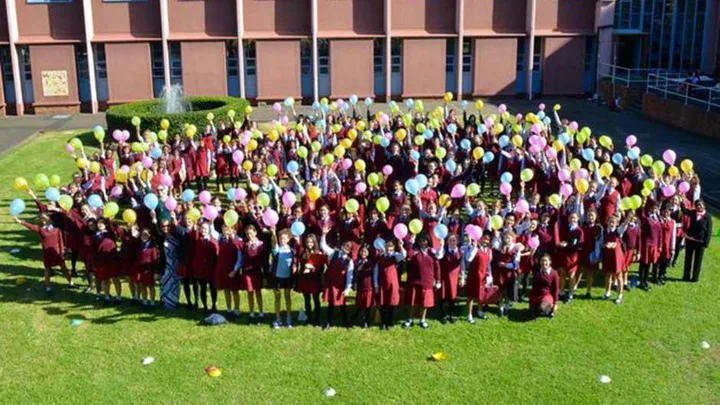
[
  {"left": 582, "top": 148, "right": 595, "bottom": 162},
  {"left": 599, "top": 162, "right": 613, "bottom": 178},
  {"left": 355, "top": 182, "right": 367, "bottom": 194},
  {"left": 123, "top": 209, "right": 137, "bottom": 224},
  {"left": 408, "top": 219, "right": 423, "bottom": 235},
  {"left": 557, "top": 168, "right": 570, "bottom": 182},
  {"left": 490, "top": 215, "right": 503, "bottom": 230},
  {"left": 9, "top": 198, "right": 25, "bottom": 216},
  {"left": 223, "top": 210, "right": 239, "bottom": 227},
  {"left": 196, "top": 191, "right": 211, "bottom": 205},
  {"left": 244, "top": 105, "right": 253, "bottom": 115},
  {"left": 267, "top": 164, "right": 278, "bottom": 177},
  {"left": 165, "top": 196, "right": 178, "bottom": 212},
  {"left": 482, "top": 151, "right": 495, "bottom": 164},
  {"left": 575, "top": 178, "right": 589, "bottom": 194},
  {"left": 466, "top": 224, "right": 481, "bottom": 241},
  {"left": 640, "top": 154, "right": 653, "bottom": 167},
  {"left": 625, "top": 135, "right": 637, "bottom": 146},
  {"left": 186, "top": 208, "right": 201, "bottom": 222},
  {"left": 256, "top": 192, "right": 270, "bottom": 208},
  {"left": 447, "top": 123, "right": 457, "bottom": 134},
  {"left": 474, "top": 100, "right": 484, "bottom": 110},
  {"left": 598, "top": 135, "right": 613, "bottom": 149},
  {"left": 668, "top": 166, "right": 679, "bottom": 177},
  {"left": 527, "top": 236, "right": 540, "bottom": 250},
  {"left": 103, "top": 202, "right": 119, "bottom": 219},
  {"left": 281, "top": 191, "right": 296, "bottom": 208},
  {"left": 235, "top": 188, "right": 247, "bottom": 201},
  {"left": 498, "top": 135, "right": 509, "bottom": 148},
  {"left": 48, "top": 174, "right": 61, "bottom": 188},
  {"left": 499, "top": 183, "right": 512, "bottom": 196},
  {"left": 466, "top": 183, "right": 480, "bottom": 197},
  {"left": 32, "top": 173, "right": 49, "bottom": 191},
  {"left": 515, "top": 199, "right": 529, "bottom": 214},
  {"left": 393, "top": 223, "right": 408, "bottom": 239},
  {"left": 500, "top": 172, "right": 513, "bottom": 184},
  {"left": 203, "top": 205, "right": 218, "bottom": 221},
  {"left": 680, "top": 159, "right": 693, "bottom": 173},
  {"left": 376, "top": 197, "right": 390, "bottom": 213},
  {"left": 43, "top": 187, "right": 60, "bottom": 202},
  {"left": 308, "top": 186, "right": 321, "bottom": 202},
  {"left": 520, "top": 168, "right": 534, "bottom": 183},
  {"left": 367, "top": 173, "right": 379, "bottom": 187},
  {"left": 472, "top": 147, "right": 484, "bottom": 161},
  {"left": 678, "top": 181, "right": 690, "bottom": 193},
  {"left": 289, "top": 221, "right": 305, "bottom": 237},
  {"left": 662, "top": 185, "right": 676, "bottom": 198},
  {"left": 451, "top": 184, "right": 466, "bottom": 198},
  {"left": 58, "top": 195, "right": 73, "bottom": 211},
  {"left": 444, "top": 159, "right": 457, "bottom": 173},
  {"left": 144, "top": 193, "right": 159, "bottom": 210},
  {"left": 652, "top": 160, "right": 666, "bottom": 175},
  {"left": 548, "top": 193, "right": 561, "bottom": 208},
  {"left": 345, "top": 199, "right": 359, "bottom": 214},
  {"left": 242, "top": 161, "right": 253, "bottom": 172},
  {"left": 131, "top": 116, "right": 141, "bottom": 127},
  {"left": 612, "top": 153, "right": 624, "bottom": 165},
  {"left": 13, "top": 177, "right": 28, "bottom": 192},
  {"left": 435, "top": 147, "right": 447, "bottom": 160},
  {"left": 262, "top": 209, "right": 279, "bottom": 227},
  {"left": 630, "top": 195, "right": 643, "bottom": 210},
  {"left": 231, "top": 150, "right": 244, "bottom": 165},
  {"left": 405, "top": 179, "right": 419, "bottom": 195},
  {"left": 430, "top": 223, "right": 448, "bottom": 241},
  {"left": 88, "top": 194, "right": 103, "bottom": 209},
  {"left": 569, "top": 158, "right": 582, "bottom": 172},
  {"left": 560, "top": 183, "right": 573, "bottom": 197},
  {"left": 182, "top": 189, "right": 195, "bottom": 202},
  {"left": 373, "top": 238, "right": 386, "bottom": 251}
]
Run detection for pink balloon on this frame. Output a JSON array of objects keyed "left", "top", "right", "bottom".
[
  {"left": 111, "top": 185, "right": 122, "bottom": 197},
  {"left": 379, "top": 113, "right": 389, "bottom": 126},
  {"left": 662, "top": 185, "right": 676, "bottom": 198},
  {"left": 203, "top": 205, "right": 219, "bottom": 221},
  {"left": 142, "top": 157, "right": 153, "bottom": 169},
  {"left": 569, "top": 121, "right": 579, "bottom": 131},
  {"left": 451, "top": 184, "right": 466, "bottom": 199},
  {"left": 393, "top": 223, "right": 408, "bottom": 239},
  {"left": 678, "top": 181, "right": 690, "bottom": 194},
  {"left": 121, "top": 130, "right": 131, "bottom": 142},
  {"left": 545, "top": 147, "right": 557, "bottom": 160},
  {"left": 65, "top": 143, "right": 75, "bottom": 155},
  {"left": 355, "top": 182, "right": 367, "bottom": 194},
  {"left": 485, "top": 118, "right": 494, "bottom": 128},
  {"left": 515, "top": 199, "right": 529, "bottom": 214},
  {"left": 120, "top": 165, "right": 130, "bottom": 173},
  {"left": 263, "top": 209, "right": 279, "bottom": 227},
  {"left": 272, "top": 102, "right": 282, "bottom": 113},
  {"left": 529, "top": 145, "right": 541, "bottom": 155},
  {"left": 515, "top": 113, "right": 523, "bottom": 122},
  {"left": 466, "top": 224, "right": 481, "bottom": 241},
  {"left": 576, "top": 168, "right": 589, "bottom": 180},
  {"left": 538, "top": 103, "right": 546, "bottom": 111},
  {"left": 500, "top": 183, "right": 512, "bottom": 196},
  {"left": 280, "top": 116, "right": 289, "bottom": 126},
  {"left": 112, "top": 129, "right": 123, "bottom": 142},
  {"left": 232, "top": 150, "right": 244, "bottom": 165},
  {"left": 383, "top": 165, "right": 393, "bottom": 176},
  {"left": 558, "top": 168, "right": 571, "bottom": 182},
  {"left": 235, "top": 188, "right": 247, "bottom": 200},
  {"left": 531, "top": 124, "right": 541, "bottom": 134},
  {"left": 662, "top": 149, "right": 676, "bottom": 166},
  {"left": 160, "top": 174, "right": 173, "bottom": 187},
  {"left": 626, "top": 135, "right": 637, "bottom": 147},
  {"left": 165, "top": 196, "right": 177, "bottom": 211},
  {"left": 560, "top": 183, "right": 573, "bottom": 197},
  {"left": 241, "top": 132, "right": 251, "bottom": 145},
  {"left": 538, "top": 137, "right": 547, "bottom": 148},
  {"left": 528, "top": 236, "right": 540, "bottom": 250},
  {"left": 199, "top": 190, "right": 212, "bottom": 205},
  {"left": 498, "top": 104, "right": 507, "bottom": 113},
  {"left": 342, "top": 158, "right": 352, "bottom": 170},
  {"left": 336, "top": 99, "right": 345, "bottom": 108},
  {"left": 282, "top": 191, "right": 296, "bottom": 208}
]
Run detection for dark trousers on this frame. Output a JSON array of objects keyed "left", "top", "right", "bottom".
[{"left": 683, "top": 244, "right": 705, "bottom": 282}]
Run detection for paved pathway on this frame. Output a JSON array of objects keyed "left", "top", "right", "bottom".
[{"left": 1, "top": 98, "right": 718, "bottom": 206}]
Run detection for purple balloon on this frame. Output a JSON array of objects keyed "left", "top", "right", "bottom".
[
  {"left": 203, "top": 205, "right": 218, "bottom": 221},
  {"left": 500, "top": 182, "right": 512, "bottom": 196},
  {"left": 263, "top": 209, "right": 279, "bottom": 227},
  {"left": 393, "top": 223, "right": 408, "bottom": 240},
  {"left": 515, "top": 199, "right": 529, "bottom": 214},
  {"left": 282, "top": 191, "right": 296, "bottom": 208},
  {"left": 662, "top": 149, "right": 676, "bottom": 166},
  {"left": 199, "top": 190, "right": 212, "bottom": 205},
  {"left": 165, "top": 196, "right": 177, "bottom": 211},
  {"left": 678, "top": 181, "right": 690, "bottom": 194},
  {"left": 662, "top": 185, "right": 677, "bottom": 198},
  {"left": 466, "top": 224, "right": 481, "bottom": 241}
]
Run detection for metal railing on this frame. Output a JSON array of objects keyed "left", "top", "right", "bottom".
[
  {"left": 598, "top": 62, "right": 671, "bottom": 87},
  {"left": 646, "top": 73, "right": 720, "bottom": 112}
]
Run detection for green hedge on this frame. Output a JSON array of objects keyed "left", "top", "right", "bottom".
[{"left": 105, "top": 96, "right": 248, "bottom": 138}]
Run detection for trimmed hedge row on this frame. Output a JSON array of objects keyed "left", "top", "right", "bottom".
[{"left": 105, "top": 96, "right": 248, "bottom": 136}]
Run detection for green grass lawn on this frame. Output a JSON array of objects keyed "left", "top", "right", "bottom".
[{"left": 0, "top": 130, "right": 718, "bottom": 404}]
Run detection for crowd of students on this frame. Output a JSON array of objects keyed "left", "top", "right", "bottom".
[{"left": 12, "top": 95, "right": 713, "bottom": 330}]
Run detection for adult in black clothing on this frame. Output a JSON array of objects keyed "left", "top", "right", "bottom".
[{"left": 683, "top": 200, "right": 712, "bottom": 282}]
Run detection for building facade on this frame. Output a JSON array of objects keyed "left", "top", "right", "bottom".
[{"left": 0, "top": 0, "right": 606, "bottom": 116}]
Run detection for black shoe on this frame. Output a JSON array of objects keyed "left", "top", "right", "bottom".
[
  {"left": 440, "top": 316, "right": 447, "bottom": 325},
  {"left": 45, "top": 289, "right": 53, "bottom": 297},
  {"left": 584, "top": 292, "right": 591, "bottom": 299},
  {"left": 322, "top": 323, "right": 332, "bottom": 331},
  {"left": 477, "top": 311, "right": 488, "bottom": 320},
  {"left": 448, "top": 316, "right": 456, "bottom": 324}
]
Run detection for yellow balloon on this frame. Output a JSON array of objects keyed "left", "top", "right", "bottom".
[
  {"left": 569, "top": 158, "right": 582, "bottom": 172},
  {"left": 122, "top": 209, "right": 137, "bottom": 224},
  {"left": 115, "top": 171, "right": 128, "bottom": 183},
  {"left": 334, "top": 145, "right": 346, "bottom": 158},
  {"left": 103, "top": 202, "right": 119, "bottom": 219},
  {"left": 408, "top": 218, "right": 423, "bottom": 235},
  {"left": 575, "top": 178, "right": 589, "bottom": 194},
  {"left": 680, "top": 159, "right": 693, "bottom": 173},
  {"left": 308, "top": 186, "right": 321, "bottom": 202},
  {"left": 89, "top": 161, "right": 101, "bottom": 174},
  {"left": 511, "top": 135, "right": 523, "bottom": 148},
  {"left": 354, "top": 159, "right": 366, "bottom": 172},
  {"left": 76, "top": 158, "right": 88, "bottom": 169},
  {"left": 553, "top": 140, "right": 564, "bottom": 152},
  {"left": 160, "top": 118, "right": 170, "bottom": 130},
  {"left": 357, "top": 121, "right": 366, "bottom": 131},
  {"left": 548, "top": 193, "right": 561, "bottom": 208},
  {"left": 474, "top": 100, "right": 484, "bottom": 110},
  {"left": 347, "top": 128, "right": 358, "bottom": 141},
  {"left": 395, "top": 128, "right": 407, "bottom": 141},
  {"left": 490, "top": 215, "right": 504, "bottom": 230},
  {"left": 58, "top": 195, "right": 73, "bottom": 211},
  {"left": 438, "top": 194, "right": 450, "bottom": 207},
  {"left": 247, "top": 139, "right": 258, "bottom": 151},
  {"left": 13, "top": 177, "right": 29, "bottom": 192},
  {"left": 444, "top": 92, "right": 453, "bottom": 103},
  {"left": 186, "top": 208, "right": 201, "bottom": 222},
  {"left": 242, "top": 161, "right": 253, "bottom": 171},
  {"left": 268, "top": 130, "right": 279, "bottom": 142},
  {"left": 473, "top": 147, "right": 484, "bottom": 161},
  {"left": 668, "top": 165, "right": 679, "bottom": 177},
  {"left": 599, "top": 162, "right": 613, "bottom": 178},
  {"left": 376, "top": 197, "right": 390, "bottom": 213},
  {"left": 340, "top": 139, "right": 352, "bottom": 150},
  {"left": 435, "top": 147, "right": 447, "bottom": 160},
  {"left": 323, "top": 154, "right": 334, "bottom": 166},
  {"left": 244, "top": 105, "right": 253, "bottom": 115}
]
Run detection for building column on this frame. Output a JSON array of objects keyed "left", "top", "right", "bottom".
[
  {"left": 159, "top": 0, "right": 171, "bottom": 89},
  {"left": 456, "top": 0, "right": 464, "bottom": 100},
  {"left": 4, "top": 0, "right": 23, "bottom": 115},
  {"left": 525, "top": 0, "right": 537, "bottom": 100},
  {"left": 385, "top": 0, "right": 391, "bottom": 100},
  {"left": 82, "top": 0, "right": 98, "bottom": 113},
  {"left": 311, "top": 0, "right": 319, "bottom": 102},
  {"left": 237, "top": 0, "right": 246, "bottom": 98}
]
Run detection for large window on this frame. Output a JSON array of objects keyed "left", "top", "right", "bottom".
[
  {"left": 390, "top": 38, "right": 402, "bottom": 73},
  {"left": 300, "top": 39, "right": 312, "bottom": 76},
  {"left": 373, "top": 38, "right": 384, "bottom": 73},
  {"left": 244, "top": 41, "right": 256, "bottom": 76},
  {"left": 532, "top": 37, "right": 543, "bottom": 71},
  {"left": 445, "top": 38, "right": 456, "bottom": 74},
  {"left": 516, "top": 38, "right": 525, "bottom": 72},
  {"left": 226, "top": 40, "right": 238, "bottom": 78},
  {"left": 317, "top": 39, "right": 329, "bottom": 75},
  {"left": 169, "top": 42, "right": 182, "bottom": 85},
  {"left": 95, "top": 44, "right": 107, "bottom": 79},
  {"left": 462, "top": 38, "right": 473, "bottom": 73},
  {"left": 584, "top": 36, "right": 596, "bottom": 72}
]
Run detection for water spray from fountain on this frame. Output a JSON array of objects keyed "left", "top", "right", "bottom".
[{"left": 159, "top": 84, "right": 191, "bottom": 114}]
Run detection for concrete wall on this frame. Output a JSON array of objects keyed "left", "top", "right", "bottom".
[
  {"left": 391, "top": 0, "right": 456, "bottom": 35},
  {"left": 535, "top": 0, "right": 595, "bottom": 34},
  {"left": 463, "top": 0, "right": 526, "bottom": 34},
  {"left": 243, "top": 0, "right": 311, "bottom": 37},
  {"left": 642, "top": 92, "right": 720, "bottom": 138},
  {"left": 92, "top": 0, "right": 161, "bottom": 40},
  {"left": 317, "top": 0, "right": 384, "bottom": 36},
  {"left": 16, "top": 1, "right": 84, "bottom": 41},
  {"left": 168, "top": 0, "right": 236, "bottom": 39}
]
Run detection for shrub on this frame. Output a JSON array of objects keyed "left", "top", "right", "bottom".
[{"left": 105, "top": 96, "right": 248, "bottom": 136}]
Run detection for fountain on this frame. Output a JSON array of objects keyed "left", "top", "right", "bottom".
[{"left": 159, "top": 84, "right": 191, "bottom": 114}]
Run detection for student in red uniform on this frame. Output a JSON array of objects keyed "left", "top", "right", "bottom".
[
  {"left": 436, "top": 235, "right": 462, "bottom": 323},
  {"left": 296, "top": 234, "right": 326, "bottom": 325},
  {"left": 462, "top": 232, "right": 492, "bottom": 323},
  {"left": 136, "top": 228, "right": 159, "bottom": 306},
  {"left": 656, "top": 204, "right": 677, "bottom": 285},
  {"left": 320, "top": 226, "right": 354, "bottom": 329},
  {"left": 402, "top": 234, "right": 441, "bottom": 329},
  {"left": 353, "top": 245, "right": 375, "bottom": 328},
  {"left": 94, "top": 219, "right": 122, "bottom": 304},
  {"left": 601, "top": 215, "right": 626, "bottom": 304},
  {"left": 14, "top": 214, "right": 75, "bottom": 295},
  {"left": 192, "top": 221, "right": 219, "bottom": 312},
  {"left": 494, "top": 231, "right": 520, "bottom": 317},
  {"left": 574, "top": 208, "right": 602, "bottom": 299},
  {"left": 622, "top": 211, "right": 641, "bottom": 289},
  {"left": 373, "top": 239, "right": 405, "bottom": 330},
  {"left": 215, "top": 224, "right": 243, "bottom": 318},
  {"left": 233, "top": 225, "right": 266, "bottom": 324},
  {"left": 638, "top": 201, "right": 662, "bottom": 291},
  {"left": 554, "top": 212, "right": 584, "bottom": 303},
  {"left": 529, "top": 255, "right": 559, "bottom": 318}
]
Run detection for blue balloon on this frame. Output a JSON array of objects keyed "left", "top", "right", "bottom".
[
  {"left": 316, "top": 119, "right": 326, "bottom": 129},
  {"left": 9, "top": 198, "right": 25, "bottom": 217},
  {"left": 612, "top": 153, "right": 624, "bottom": 165},
  {"left": 321, "top": 104, "right": 329, "bottom": 114},
  {"left": 373, "top": 238, "right": 386, "bottom": 251},
  {"left": 182, "top": 189, "right": 195, "bottom": 202},
  {"left": 543, "top": 117, "right": 551, "bottom": 126},
  {"left": 312, "top": 101, "right": 320, "bottom": 110},
  {"left": 460, "top": 139, "right": 471, "bottom": 150},
  {"left": 364, "top": 97, "right": 373, "bottom": 106},
  {"left": 478, "top": 124, "right": 487, "bottom": 134},
  {"left": 482, "top": 151, "right": 495, "bottom": 164},
  {"left": 88, "top": 194, "right": 103, "bottom": 209},
  {"left": 537, "top": 111, "right": 546, "bottom": 120},
  {"left": 410, "top": 150, "right": 420, "bottom": 161},
  {"left": 284, "top": 97, "right": 293, "bottom": 107},
  {"left": 287, "top": 160, "right": 299, "bottom": 174},
  {"left": 461, "top": 100, "right": 468, "bottom": 110},
  {"left": 445, "top": 159, "right": 457, "bottom": 173},
  {"left": 405, "top": 179, "right": 419, "bottom": 195},
  {"left": 582, "top": 148, "right": 595, "bottom": 162},
  {"left": 380, "top": 137, "right": 390, "bottom": 148},
  {"left": 150, "top": 147, "right": 162, "bottom": 160},
  {"left": 341, "top": 103, "right": 350, "bottom": 112},
  {"left": 144, "top": 193, "right": 159, "bottom": 210},
  {"left": 404, "top": 98, "right": 414, "bottom": 109},
  {"left": 499, "top": 135, "right": 510, "bottom": 148},
  {"left": 415, "top": 174, "right": 428, "bottom": 189},
  {"left": 291, "top": 221, "right": 306, "bottom": 237},
  {"left": 447, "top": 123, "right": 457, "bottom": 134},
  {"left": 559, "top": 133, "right": 571, "bottom": 145},
  {"left": 45, "top": 187, "right": 60, "bottom": 202},
  {"left": 627, "top": 147, "right": 640, "bottom": 160},
  {"left": 423, "top": 129, "right": 434, "bottom": 140},
  {"left": 433, "top": 223, "right": 448, "bottom": 240},
  {"left": 389, "top": 101, "right": 397, "bottom": 110},
  {"left": 500, "top": 172, "right": 513, "bottom": 184},
  {"left": 226, "top": 187, "right": 236, "bottom": 201},
  {"left": 349, "top": 94, "right": 358, "bottom": 105}
]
